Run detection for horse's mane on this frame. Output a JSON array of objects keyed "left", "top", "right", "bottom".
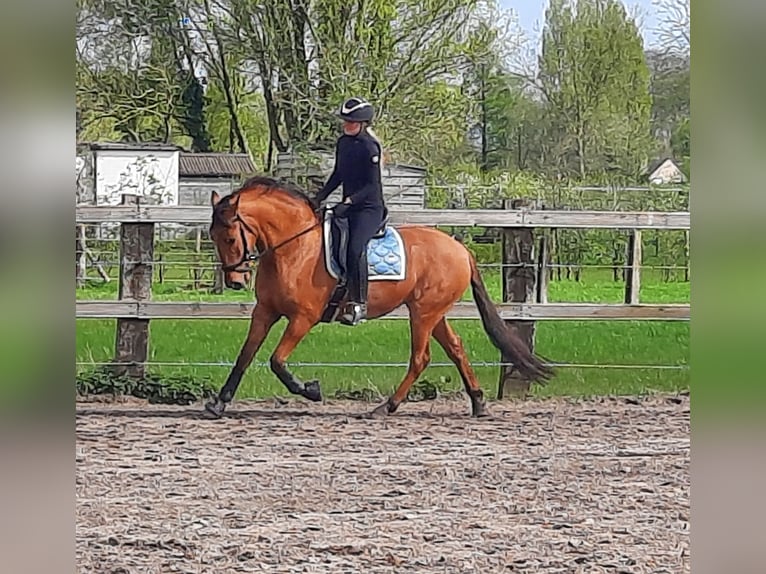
[
  {"left": 240, "top": 175, "right": 317, "bottom": 211},
  {"left": 213, "top": 175, "right": 318, "bottom": 226}
]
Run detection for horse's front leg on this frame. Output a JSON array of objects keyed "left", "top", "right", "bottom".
[
  {"left": 205, "top": 304, "right": 279, "bottom": 418},
  {"left": 269, "top": 315, "right": 322, "bottom": 402}
]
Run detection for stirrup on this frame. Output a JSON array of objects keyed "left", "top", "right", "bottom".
[{"left": 338, "top": 302, "right": 367, "bottom": 326}]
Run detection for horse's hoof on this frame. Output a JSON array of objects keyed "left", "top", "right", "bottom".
[
  {"left": 204, "top": 397, "right": 226, "bottom": 418},
  {"left": 471, "top": 402, "right": 492, "bottom": 419},
  {"left": 303, "top": 380, "right": 323, "bottom": 402},
  {"left": 368, "top": 401, "right": 391, "bottom": 419}
]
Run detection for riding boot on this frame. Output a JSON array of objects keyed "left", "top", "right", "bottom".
[{"left": 339, "top": 254, "right": 368, "bottom": 326}]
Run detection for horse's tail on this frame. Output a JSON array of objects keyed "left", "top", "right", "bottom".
[{"left": 468, "top": 252, "right": 555, "bottom": 383}]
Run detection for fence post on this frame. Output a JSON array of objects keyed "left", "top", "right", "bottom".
[
  {"left": 498, "top": 198, "right": 538, "bottom": 399},
  {"left": 536, "top": 233, "right": 549, "bottom": 304},
  {"left": 110, "top": 194, "right": 153, "bottom": 379},
  {"left": 76, "top": 224, "right": 87, "bottom": 288},
  {"left": 624, "top": 229, "right": 642, "bottom": 304}
]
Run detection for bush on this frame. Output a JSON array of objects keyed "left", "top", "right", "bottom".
[{"left": 76, "top": 369, "right": 217, "bottom": 405}]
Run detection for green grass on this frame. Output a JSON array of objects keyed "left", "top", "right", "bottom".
[
  {"left": 76, "top": 269, "right": 689, "bottom": 400},
  {"left": 77, "top": 267, "right": 690, "bottom": 304}
]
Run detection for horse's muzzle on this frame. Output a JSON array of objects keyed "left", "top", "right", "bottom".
[{"left": 225, "top": 278, "right": 247, "bottom": 290}]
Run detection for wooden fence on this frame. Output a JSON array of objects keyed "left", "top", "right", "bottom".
[{"left": 75, "top": 197, "right": 690, "bottom": 399}]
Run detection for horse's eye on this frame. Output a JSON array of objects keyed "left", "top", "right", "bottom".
[{"left": 226, "top": 238, "right": 236, "bottom": 245}]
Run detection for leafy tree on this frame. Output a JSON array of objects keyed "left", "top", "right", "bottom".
[
  {"left": 537, "top": 0, "right": 653, "bottom": 179},
  {"left": 646, "top": 49, "right": 689, "bottom": 159}
]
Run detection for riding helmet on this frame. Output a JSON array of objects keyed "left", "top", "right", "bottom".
[{"left": 336, "top": 96, "right": 374, "bottom": 123}]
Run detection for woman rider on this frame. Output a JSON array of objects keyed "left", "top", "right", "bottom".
[{"left": 314, "top": 96, "right": 387, "bottom": 326}]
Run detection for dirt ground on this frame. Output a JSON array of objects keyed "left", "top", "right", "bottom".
[{"left": 76, "top": 393, "right": 689, "bottom": 573}]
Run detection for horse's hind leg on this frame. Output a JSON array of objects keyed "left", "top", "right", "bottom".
[
  {"left": 368, "top": 311, "right": 440, "bottom": 417},
  {"left": 432, "top": 316, "right": 490, "bottom": 418}
]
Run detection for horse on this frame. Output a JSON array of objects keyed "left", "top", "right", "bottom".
[{"left": 204, "top": 175, "right": 553, "bottom": 418}]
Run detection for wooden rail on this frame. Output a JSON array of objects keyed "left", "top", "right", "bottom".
[
  {"left": 76, "top": 301, "right": 690, "bottom": 321},
  {"left": 76, "top": 199, "right": 690, "bottom": 399},
  {"left": 75, "top": 205, "right": 690, "bottom": 229}
]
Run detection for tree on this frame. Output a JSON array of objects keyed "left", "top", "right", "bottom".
[
  {"left": 646, "top": 48, "right": 689, "bottom": 157},
  {"left": 651, "top": 0, "right": 690, "bottom": 173},
  {"left": 224, "top": 0, "right": 494, "bottom": 156},
  {"left": 653, "top": 0, "right": 689, "bottom": 56},
  {"left": 76, "top": 0, "right": 214, "bottom": 147},
  {"left": 537, "top": 0, "right": 653, "bottom": 179}
]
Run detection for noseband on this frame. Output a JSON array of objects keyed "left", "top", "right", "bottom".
[{"left": 218, "top": 211, "right": 320, "bottom": 273}]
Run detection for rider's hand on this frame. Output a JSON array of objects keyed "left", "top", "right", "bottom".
[{"left": 333, "top": 202, "right": 351, "bottom": 217}]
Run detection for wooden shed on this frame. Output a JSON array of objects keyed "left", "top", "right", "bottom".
[
  {"left": 178, "top": 152, "right": 257, "bottom": 205},
  {"left": 275, "top": 148, "right": 427, "bottom": 209}
]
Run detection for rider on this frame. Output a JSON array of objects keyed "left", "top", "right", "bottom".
[{"left": 314, "top": 96, "right": 387, "bottom": 326}]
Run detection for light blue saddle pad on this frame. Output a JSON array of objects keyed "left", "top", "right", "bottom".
[{"left": 323, "top": 215, "right": 407, "bottom": 281}]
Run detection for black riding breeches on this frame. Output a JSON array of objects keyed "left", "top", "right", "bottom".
[{"left": 345, "top": 206, "right": 385, "bottom": 302}]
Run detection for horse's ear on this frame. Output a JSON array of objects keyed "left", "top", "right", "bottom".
[{"left": 211, "top": 190, "right": 221, "bottom": 207}]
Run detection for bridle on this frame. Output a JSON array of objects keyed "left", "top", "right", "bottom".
[{"left": 218, "top": 211, "right": 320, "bottom": 273}]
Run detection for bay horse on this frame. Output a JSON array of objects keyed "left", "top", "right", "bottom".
[{"left": 205, "top": 176, "right": 553, "bottom": 418}]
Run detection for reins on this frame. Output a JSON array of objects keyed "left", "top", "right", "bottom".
[{"left": 221, "top": 211, "right": 321, "bottom": 273}]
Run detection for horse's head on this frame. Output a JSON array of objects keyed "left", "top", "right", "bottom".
[
  {"left": 209, "top": 191, "right": 255, "bottom": 290},
  {"left": 208, "top": 177, "right": 320, "bottom": 291}
]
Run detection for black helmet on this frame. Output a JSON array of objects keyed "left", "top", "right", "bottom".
[{"left": 336, "top": 97, "right": 374, "bottom": 122}]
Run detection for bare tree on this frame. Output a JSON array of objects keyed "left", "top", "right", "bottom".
[{"left": 653, "top": 0, "right": 690, "bottom": 55}]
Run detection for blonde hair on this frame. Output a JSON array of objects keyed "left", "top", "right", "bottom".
[{"left": 365, "top": 126, "right": 385, "bottom": 173}]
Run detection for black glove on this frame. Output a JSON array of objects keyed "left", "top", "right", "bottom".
[
  {"left": 333, "top": 202, "right": 351, "bottom": 218},
  {"left": 309, "top": 195, "right": 323, "bottom": 213}
]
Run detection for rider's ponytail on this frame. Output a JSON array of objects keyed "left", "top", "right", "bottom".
[{"left": 365, "top": 126, "right": 385, "bottom": 173}]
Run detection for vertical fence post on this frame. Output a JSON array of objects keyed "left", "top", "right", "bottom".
[
  {"left": 76, "top": 224, "right": 87, "bottom": 288},
  {"left": 624, "top": 229, "right": 642, "bottom": 304},
  {"left": 498, "top": 198, "right": 538, "bottom": 399},
  {"left": 536, "top": 233, "right": 549, "bottom": 304},
  {"left": 110, "top": 194, "right": 153, "bottom": 379}
]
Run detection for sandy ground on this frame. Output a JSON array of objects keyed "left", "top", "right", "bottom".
[{"left": 76, "top": 393, "right": 689, "bottom": 573}]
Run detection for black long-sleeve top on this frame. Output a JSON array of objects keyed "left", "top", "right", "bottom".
[{"left": 315, "top": 131, "right": 385, "bottom": 210}]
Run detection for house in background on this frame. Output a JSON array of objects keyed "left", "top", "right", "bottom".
[
  {"left": 77, "top": 142, "right": 182, "bottom": 206},
  {"left": 76, "top": 142, "right": 258, "bottom": 206},
  {"left": 76, "top": 142, "right": 258, "bottom": 239},
  {"left": 646, "top": 157, "right": 688, "bottom": 185},
  {"left": 178, "top": 152, "right": 257, "bottom": 205}
]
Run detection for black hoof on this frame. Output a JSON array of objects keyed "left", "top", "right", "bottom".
[
  {"left": 366, "top": 401, "right": 392, "bottom": 419},
  {"left": 204, "top": 397, "right": 227, "bottom": 418},
  {"left": 472, "top": 407, "right": 492, "bottom": 419},
  {"left": 302, "top": 380, "right": 323, "bottom": 402},
  {"left": 469, "top": 392, "right": 491, "bottom": 418}
]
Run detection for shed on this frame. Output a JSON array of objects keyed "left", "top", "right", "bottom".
[
  {"left": 84, "top": 142, "right": 182, "bottom": 206},
  {"left": 178, "top": 152, "right": 257, "bottom": 205},
  {"left": 275, "top": 148, "right": 427, "bottom": 209},
  {"left": 646, "top": 158, "right": 688, "bottom": 185}
]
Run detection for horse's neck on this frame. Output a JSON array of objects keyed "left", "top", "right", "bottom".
[
  {"left": 253, "top": 195, "right": 320, "bottom": 266},
  {"left": 261, "top": 223, "right": 322, "bottom": 284},
  {"left": 246, "top": 193, "right": 315, "bottom": 247}
]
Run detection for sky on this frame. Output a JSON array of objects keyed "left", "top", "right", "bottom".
[{"left": 499, "top": 0, "right": 661, "bottom": 51}]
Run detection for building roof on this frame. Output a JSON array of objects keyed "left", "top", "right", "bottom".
[
  {"left": 646, "top": 157, "right": 679, "bottom": 176},
  {"left": 83, "top": 141, "right": 183, "bottom": 152},
  {"left": 179, "top": 152, "right": 257, "bottom": 178},
  {"left": 645, "top": 157, "right": 687, "bottom": 183}
]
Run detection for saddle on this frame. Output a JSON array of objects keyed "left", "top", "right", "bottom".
[
  {"left": 319, "top": 206, "right": 392, "bottom": 323},
  {"left": 327, "top": 206, "right": 389, "bottom": 280}
]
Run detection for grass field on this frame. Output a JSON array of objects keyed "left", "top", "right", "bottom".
[{"left": 76, "top": 268, "right": 689, "bottom": 400}]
